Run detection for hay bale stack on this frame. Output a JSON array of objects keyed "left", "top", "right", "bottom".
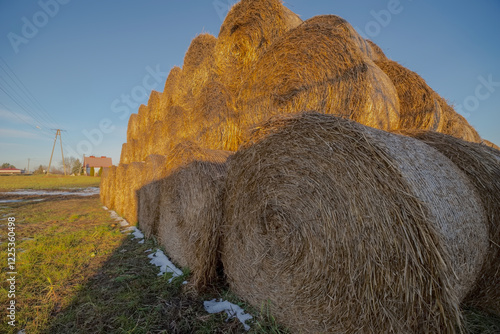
[
  {"left": 223, "top": 112, "right": 488, "bottom": 333},
  {"left": 156, "top": 143, "right": 231, "bottom": 275},
  {"left": 214, "top": 0, "right": 302, "bottom": 96},
  {"left": 235, "top": 15, "right": 400, "bottom": 136},
  {"left": 146, "top": 90, "right": 165, "bottom": 124},
  {"left": 375, "top": 59, "right": 444, "bottom": 131},
  {"left": 123, "top": 161, "right": 145, "bottom": 224},
  {"left": 400, "top": 130, "right": 500, "bottom": 315},
  {"left": 162, "top": 66, "right": 183, "bottom": 111},
  {"left": 137, "top": 154, "right": 168, "bottom": 238},
  {"left": 143, "top": 121, "right": 170, "bottom": 157},
  {"left": 159, "top": 159, "right": 230, "bottom": 290},
  {"left": 114, "top": 163, "right": 129, "bottom": 217},
  {"left": 194, "top": 79, "right": 241, "bottom": 151},
  {"left": 126, "top": 113, "right": 140, "bottom": 143}
]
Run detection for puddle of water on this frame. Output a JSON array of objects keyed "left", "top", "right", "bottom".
[{"left": 0, "top": 198, "right": 46, "bottom": 204}]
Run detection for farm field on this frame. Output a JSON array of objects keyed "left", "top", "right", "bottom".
[
  {"left": 0, "top": 175, "right": 101, "bottom": 191},
  {"left": 0, "top": 179, "right": 286, "bottom": 333}
]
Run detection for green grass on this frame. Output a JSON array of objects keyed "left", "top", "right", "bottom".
[
  {"left": 0, "top": 196, "right": 289, "bottom": 334},
  {"left": 0, "top": 174, "right": 101, "bottom": 190}
]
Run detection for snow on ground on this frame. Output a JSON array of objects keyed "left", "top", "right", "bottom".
[
  {"left": 204, "top": 299, "right": 253, "bottom": 331},
  {"left": 148, "top": 249, "right": 185, "bottom": 283},
  {"left": 2, "top": 187, "right": 100, "bottom": 197},
  {"left": 0, "top": 198, "right": 45, "bottom": 204}
]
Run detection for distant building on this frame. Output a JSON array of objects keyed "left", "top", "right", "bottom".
[
  {"left": 83, "top": 156, "right": 113, "bottom": 176},
  {"left": 0, "top": 168, "right": 22, "bottom": 175}
]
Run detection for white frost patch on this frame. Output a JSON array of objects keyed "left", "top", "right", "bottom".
[
  {"left": 145, "top": 249, "right": 153, "bottom": 253},
  {"left": 204, "top": 299, "right": 253, "bottom": 331},
  {"left": 148, "top": 249, "right": 183, "bottom": 283},
  {"left": 2, "top": 187, "right": 100, "bottom": 197},
  {"left": 102, "top": 206, "right": 109, "bottom": 210},
  {"left": 106, "top": 210, "right": 129, "bottom": 226},
  {"left": 121, "top": 226, "right": 135, "bottom": 234}
]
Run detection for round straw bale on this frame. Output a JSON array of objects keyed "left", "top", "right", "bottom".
[
  {"left": 193, "top": 79, "right": 241, "bottom": 151},
  {"left": 99, "top": 166, "right": 109, "bottom": 207},
  {"left": 366, "top": 39, "right": 387, "bottom": 62},
  {"left": 375, "top": 59, "right": 444, "bottom": 131},
  {"left": 145, "top": 121, "right": 170, "bottom": 156},
  {"left": 482, "top": 139, "right": 500, "bottom": 151},
  {"left": 214, "top": 0, "right": 302, "bottom": 95},
  {"left": 137, "top": 104, "right": 151, "bottom": 138},
  {"left": 158, "top": 158, "right": 230, "bottom": 290},
  {"left": 223, "top": 112, "right": 488, "bottom": 333},
  {"left": 162, "top": 66, "right": 183, "bottom": 110},
  {"left": 123, "top": 161, "right": 145, "bottom": 224},
  {"left": 438, "top": 96, "right": 482, "bottom": 143},
  {"left": 126, "top": 113, "right": 140, "bottom": 142},
  {"left": 235, "top": 15, "right": 400, "bottom": 135},
  {"left": 137, "top": 154, "right": 168, "bottom": 238},
  {"left": 183, "top": 33, "right": 217, "bottom": 73},
  {"left": 114, "top": 163, "right": 129, "bottom": 217},
  {"left": 147, "top": 90, "right": 165, "bottom": 124},
  {"left": 119, "top": 143, "right": 130, "bottom": 164},
  {"left": 400, "top": 130, "right": 500, "bottom": 315},
  {"left": 106, "top": 165, "right": 117, "bottom": 210}
]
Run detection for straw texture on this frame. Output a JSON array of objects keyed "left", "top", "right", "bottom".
[{"left": 223, "top": 112, "right": 488, "bottom": 333}]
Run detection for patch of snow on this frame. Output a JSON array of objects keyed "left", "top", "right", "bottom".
[
  {"left": 102, "top": 206, "right": 109, "bottom": 210},
  {"left": 204, "top": 299, "right": 253, "bottom": 331},
  {"left": 138, "top": 239, "right": 145, "bottom": 244},
  {"left": 131, "top": 227, "right": 144, "bottom": 240},
  {"left": 1, "top": 187, "right": 100, "bottom": 197},
  {"left": 147, "top": 249, "right": 183, "bottom": 282},
  {"left": 119, "top": 219, "right": 129, "bottom": 227},
  {"left": 145, "top": 249, "right": 153, "bottom": 253},
  {"left": 121, "top": 226, "right": 135, "bottom": 234}
]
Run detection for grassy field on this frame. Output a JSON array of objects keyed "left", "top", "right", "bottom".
[
  {"left": 0, "top": 174, "right": 101, "bottom": 191},
  {"left": 0, "top": 180, "right": 499, "bottom": 333}
]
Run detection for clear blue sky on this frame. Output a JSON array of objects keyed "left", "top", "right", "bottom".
[{"left": 1, "top": 0, "right": 499, "bottom": 170}]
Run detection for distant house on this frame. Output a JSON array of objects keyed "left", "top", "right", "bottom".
[
  {"left": 0, "top": 168, "right": 22, "bottom": 175},
  {"left": 83, "top": 156, "right": 112, "bottom": 176}
]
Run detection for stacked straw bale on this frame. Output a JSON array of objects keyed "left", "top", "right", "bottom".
[
  {"left": 123, "top": 161, "right": 145, "bottom": 224},
  {"left": 114, "top": 163, "right": 129, "bottom": 217},
  {"left": 154, "top": 142, "right": 231, "bottom": 285},
  {"left": 146, "top": 90, "right": 165, "bottom": 124},
  {"left": 375, "top": 59, "right": 444, "bottom": 131},
  {"left": 401, "top": 130, "right": 500, "bottom": 315},
  {"left": 223, "top": 112, "right": 488, "bottom": 333},
  {"left": 437, "top": 96, "right": 482, "bottom": 143},
  {"left": 162, "top": 66, "right": 183, "bottom": 111},
  {"left": 106, "top": 165, "right": 117, "bottom": 210},
  {"left": 235, "top": 15, "right": 400, "bottom": 137},
  {"left": 214, "top": 0, "right": 302, "bottom": 96},
  {"left": 126, "top": 113, "right": 140, "bottom": 143},
  {"left": 366, "top": 39, "right": 387, "bottom": 62},
  {"left": 483, "top": 139, "right": 500, "bottom": 151},
  {"left": 137, "top": 154, "right": 168, "bottom": 238},
  {"left": 119, "top": 143, "right": 130, "bottom": 164},
  {"left": 193, "top": 79, "right": 241, "bottom": 151},
  {"left": 158, "top": 159, "right": 230, "bottom": 289},
  {"left": 99, "top": 167, "right": 109, "bottom": 207}
]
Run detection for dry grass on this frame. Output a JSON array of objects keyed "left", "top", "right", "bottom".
[
  {"left": 222, "top": 112, "right": 490, "bottom": 333},
  {"left": 235, "top": 14, "right": 400, "bottom": 141},
  {"left": 401, "top": 130, "right": 500, "bottom": 315}
]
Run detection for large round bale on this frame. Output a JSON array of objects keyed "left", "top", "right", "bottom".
[
  {"left": 400, "top": 130, "right": 500, "bottom": 315},
  {"left": 114, "top": 163, "right": 129, "bottom": 217},
  {"left": 223, "top": 112, "right": 488, "bottom": 333},
  {"left": 482, "top": 139, "right": 500, "bottom": 151},
  {"left": 145, "top": 121, "right": 170, "bottom": 157},
  {"left": 159, "top": 159, "right": 230, "bottom": 290},
  {"left": 126, "top": 113, "right": 140, "bottom": 143},
  {"left": 193, "top": 79, "right": 241, "bottom": 151},
  {"left": 99, "top": 167, "right": 110, "bottom": 207},
  {"left": 137, "top": 104, "right": 151, "bottom": 143},
  {"left": 156, "top": 143, "right": 231, "bottom": 282},
  {"left": 375, "top": 59, "right": 444, "bottom": 131},
  {"left": 235, "top": 15, "right": 400, "bottom": 136},
  {"left": 146, "top": 90, "right": 165, "bottom": 124},
  {"left": 366, "top": 39, "right": 387, "bottom": 62},
  {"left": 162, "top": 66, "right": 183, "bottom": 111},
  {"left": 214, "top": 0, "right": 302, "bottom": 95},
  {"left": 162, "top": 105, "right": 186, "bottom": 148},
  {"left": 123, "top": 161, "right": 145, "bottom": 224},
  {"left": 437, "top": 96, "right": 482, "bottom": 143},
  {"left": 137, "top": 154, "right": 168, "bottom": 238}
]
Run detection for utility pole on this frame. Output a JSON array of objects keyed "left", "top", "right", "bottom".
[
  {"left": 27, "top": 158, "right": 30, "bottom": 174},
  {"left": 47, "top": 129, "right": 67, "bottom": 175}
]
